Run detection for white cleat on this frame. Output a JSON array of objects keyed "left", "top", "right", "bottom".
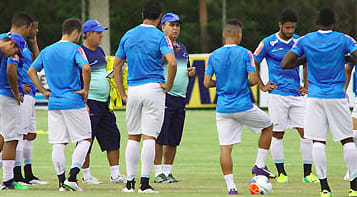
[
  {"left": 63, "top": 180, "right": 83, "bottom": 191},
  {"left": 111, "top": 174, "right": 127, "bottom": 184},
  {"left": 122, "top": 187, "right": 135, "bottom": 193},
  {"left": 344, "top": 170, "right": 350, "bottom": 181},
  {"left": 29, "top": 179, "right": 48, "bottom": 185},
  {"left": 82, "top": 176, "right": 102, "bottom": 184},
  {"left": 138, "top": 186, "right": 159, "bottom": 193},
  {"left": 59, "top": 186, "right": 72, "bottom": 191}
]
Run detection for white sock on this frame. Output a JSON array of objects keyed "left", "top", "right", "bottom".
[
  {"left": 52, "top": 144, "right": 66, "bottom": 175},
  {"left": 300, "top": 138, "right": 313, "bottom": 164},
  {"left": 163, "top": 164, "right": 172, "bottom": 176},
  {"left": 15, "top": 139, "right": 23, "bottom": 167},
  {"left": 141, "top": 139, "right": 155, "bottom": 178},
  {"left": 82, "top": 168, "right": 91, "bottom": 180},
  {"left": 110, "top": 165, "right": 120, "bottom": 178},
  {"left": 71, "top": 140, "right": 91, "bottom": 169},
  {"left": 3, "top": 160, "right": 15, "bottom": 182},
  {"left": 125, "top": 140, "right": 140, "bottom": 181},
  {"left": 312, "top": 142, "right": 327, "bottom": 179},
  {"left": 224, "top": 174, "right": 236, "bottom": 191},
  {"left": 343, "top": 142, "right": 357, "bottom": 181},
  {"left": 154, "top": 165, "right": 163, "bottom": 177},
  {"left": 255, "top": 148, "right": 269, "bottom": 168},
  {"left": 271, "top": 137, "right": 284, "bottom": 163},
  {"left": 0, "top": 152, "right": 2, "bottom": 169},
  {"left": 23, "top": 140, "right": 34, "bottom": 165},
  {"left": 353, "top": 130, "right": 357, "bottom": 147}
]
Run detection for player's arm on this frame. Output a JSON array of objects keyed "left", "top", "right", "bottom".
[
  {"left": 27, "top": 66, "right": 50, "bottom": 99},
  {"left": 248, "top": 71, "right": 259, "bottom": 86},
  {"left": 113, "top": 57, "right": 127, "bottom": 102},
  {"left": 164, "top": 52, "right": 177, "bottom": 92},
  {"left": 204, "top": 74, "right": 216, "bottom": 88},
  {"left": 254, "top": 61, "right": 276, "bottom": 92},
  {"left": 78, "top": 64, "right": 91, "bottom": 102},
  {"left": 28, "top": 37, "right": 40, "bottom": 60},
  {"left": 344, "top": 63, "right": 354, "bottom": 91},
  {"left": 7, "top": 63, "right": 23, "bottom": 104},
  {"left": 299, "top": 64, "right": 308, "bottom": 96},
  {"left": 281, "top": 51, "right": 300, "bottom": 69}
]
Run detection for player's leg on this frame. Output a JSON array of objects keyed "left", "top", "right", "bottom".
[
  {"left": 216, "top": 112, "right": 240, "bottom": 194},
  {"left": 345, "top": 103, "right": 357, "bottom": 180},
  {"left": 0, "top": 134, "right": 3, "bottom": 169},
  {"left": 14, "top": 138, "right": 29, "bottom": 185},
  {"left": 154, "top": 143, "right": 164, "bottom": 182}
]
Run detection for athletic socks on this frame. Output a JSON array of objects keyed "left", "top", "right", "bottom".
[
  {"left": 58, "top": 172, "right": 65, "bottom": 187},
  {"left": 110, "top": 165, "right": 120, "bottom": 178},
  {"left": 312, "top": 142, "right": 327, "bottom": 179},
  {"left": 320, "top": 178, "right": 331, "bottom": 192},
  {"left": 52, "top": 144, "right": 66, "bottom": 175},
  {"left": 224, "top": 174, "right": 236, "bottom": 191},
  {"left": 15, "top": 139, "right": 23, "bottom": 168},
  {"left": 303, "top": 163, "right": 312, "bottom": 177},
  {"left": 255, "top": 148, "right": 269, "bottom": 168},
  {"left": 301, "top": 138, "right": 313, "bottom": 177},
  {"left": 271, "top": 137, "right": 284, "bottom": 163},
  {"left": 71, "top": 140, "right": 91, "bottom": 170},
  {"left": 343, "top": 143, "right": 357, "bottom": 181},
  {"left": 82, "top": 168, "right": 91, "bottom": 180},
  {"left": 125, "top": 140, "right": 140, "bottom": 181},
  {"left": 141, "top": 139, "right": 155, "bottom": 178},
  {"left": 68, "top": 167, "right": 80, "bottom": 182},
  {"left": 154, "top": 165, "right": 163, "bottom": 177},
  {"left": 3, "top": 160, "right": 15, "bottom": 183},
  {"left": 23, "top": 140, "right": 34, "bottom": 166},
  {"left": 275, "top": 163, "right": 287, "bottom": 176},
  {"left": 24, "top": 164, "right": 35, "bottom": 180},
  {"left": 351, "top": 178, "right": 357, "bottom": 191},
  {"left": 163, "top": 164, "right": 172, "bottom": 176}
]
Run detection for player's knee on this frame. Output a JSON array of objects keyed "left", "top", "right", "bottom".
[
  {"left": 24, "top": 133, "right": 37, "bottom": 141},
  {"left": 272, "top": 132, "right": 284, "bottom": 139}
]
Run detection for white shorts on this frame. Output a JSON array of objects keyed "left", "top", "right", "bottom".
[
  {"left": 216, "top": 105, "right": 272, "bottom": 145},
  {"left": 48, "top": 108, "right": 92, "bottom": 144},
  {"left": 304, "top": 98, "right": 353, "bottom": 142},
  {"left": 22, "top": 95, "right": 36, "bottom": 134},
  {"left": 0, "top": 95, "right": 22, "bottom": 141},
  {"left": 268, "top": 94, "right": 305, "bottom": 131},
  {"left": 352, "top": 98, "right": 357, "bottom": 118},
  {"left": 126, "top": 83, "right": 165, "bottom": 138}
]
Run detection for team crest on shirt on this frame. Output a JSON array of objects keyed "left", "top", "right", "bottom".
[{"left": 270, "top": 39, "right": 278, "bottom": 46}]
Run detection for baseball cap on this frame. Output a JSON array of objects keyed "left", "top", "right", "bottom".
[
  {"left": 160, "top": 13, "right": 183, "bottom": 25},
  {"left": 82, "top": 20, "right": 108, "bottom": 33},
  {"left": 7, "top": 33, "right": 26, "bottom": 57}
]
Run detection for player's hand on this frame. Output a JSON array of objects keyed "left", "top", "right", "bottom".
[
  {"left": 11, "top": 91, "right": 23, "bottom": 105},
  {"left": 23, "top": 84, "right": 32, "bottom": 94},
  {"left": 299, "top": 86, "right": 308, "bottom": 96},
  {"left": 188, "top": 67, "right": 196, "bottom": 77},
  {"left": 42, "top": 90, "right": 51, "bottom": 100},
  {"left": 121, "top": 94, "right": 128, "bottom": 103},
  {"left": 159, "top": 82, "right": 168, "bottom": 91},
  {"left": 260, "top": 82, "right": 277, "bottom": 92},
  {"left": 73, "top": 89, "right": 88, "bottom": 102}
]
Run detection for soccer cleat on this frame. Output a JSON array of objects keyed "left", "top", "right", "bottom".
[
  {"left": 122, "top": 179, "right": 135, "bottom": 193},
  {"left": 321, "top": 190, "right": 332, "bottom": 197},
  {"left": 63, "top": 180, "right": 83, "bottom": 191},
  {"left": 228, "top": 188, "right": 238, "bottom": 195},
  {"left": 251, "top": 165, "right": 276, "bottom": 179},
  {"left": 350, "top": 189, "right": 357, "bottom": 197},
  {"left": 166, "top": 174, "right": 180, "bottom": 183},
  {"left": 27, "top": 176, "right": 48, "bottom": 185},
  {"left": 0, "top": 182, "right": 29, "bottom": 190},
  {"left": 303, "top": 173, "right": 320, "bottom": 183},
  {"left": 276, "top": 173, "right": 288, "bottom": 183},
  {"left": 345, "top": 171, "right": 350, "bottom": 181},
  {"left": 15, "top": 177, "right": 32, "bottom": 186},
  {"left": 110, "top": 174, "right": 127, "bottom": 184},
  {"left": 82, "top": 176, "right": 102, "bottom": 184},
  {"left": 58, "top": 184, "right": 72, "bottom": 191},
  {"left": 154, "top": 173, "right": 168, "bottom": 183},
  {"left": 138, "top": 185, "right": 158, "bottom": 193}
]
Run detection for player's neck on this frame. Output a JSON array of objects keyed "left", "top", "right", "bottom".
[
  {"left": 319, "top": 26, "right": 333, "bottom": 31},
  {"left": 61, "top": 35, "right": 76, "bottom": 43},
  {"left": 225, "top": 37, "right": 239, "bottom": 45},
  {"left": 9, "top": 28, "right": 26, "bottom": 38},
  {"left": 277, "top": 31, "right": 290, "bottom": 41},
  {"left": 83, "top": 41, "right": 97, "bottom": 51},
  {"left": 142, "top": 19, "right": 159, "bottom": 27}
]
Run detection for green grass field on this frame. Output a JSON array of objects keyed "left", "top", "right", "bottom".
[{"left": 0, "top": 110, "right": 351, "bottom": 197}]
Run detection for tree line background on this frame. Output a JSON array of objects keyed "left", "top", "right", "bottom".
[{"left": 0, "top": 0, "right": 355, "bottom": 55}]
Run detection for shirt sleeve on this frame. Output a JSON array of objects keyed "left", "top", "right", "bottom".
[
  {"left": 115, "top": 35, "right": 127, "bottom": 59},
  {"left": 159, "top": 34, "right": 174, "bottom": 56},
  {"left": 246, "top": 51, "right": 257, "bottom": 73},
  {"left": 253, "top": 40, "right": 267, "bottom": 63},
  {"left": 290, "top": 37, "right": 305, "bottom": 57},
  {"left": 205, "top": 54, "right": 214, "bottom": 76},
  {"left": 344, "top": 34, "right": 357, "bottom": 54},
  {"left": 75, "top": 47, "right": 89, "bottom": 68},
  {"left": 7, "top": 55, "right": 20, "bottom": 66},
  {"left": 31, "top": 51, "right": 43, "bottom": 71}
]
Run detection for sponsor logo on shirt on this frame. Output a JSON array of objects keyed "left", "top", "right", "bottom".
[{"left": 271, "top": 48, "right": 284, "bottom": 53}]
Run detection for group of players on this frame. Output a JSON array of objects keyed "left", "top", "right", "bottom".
[{"left": 0, "top": 0, "right": 356, "bottom": 197}]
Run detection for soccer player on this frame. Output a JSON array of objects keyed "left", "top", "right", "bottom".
[
  {"left": 80, "top": 19, "right": 126, "bottom": 184},
  {"left": 204, "top": 19, "right": 274, "bottom": 195},
  {"left": 253, "top": 9, "right": 318, "bottom": 183},
  {"left": 0, "top": 12, "right": 33, "bottom": 190},
  {"left": 154, "top": 12, "right": 195, "bottom": 184},
  {"left": 27, "top": 18, "right": 92, "bottom": 191},
  {"left": 281, "top": 8, "right": 357, "bottom": 197},
  {"left": 113, "top": 0, "right": 177, "bottom": 193}
]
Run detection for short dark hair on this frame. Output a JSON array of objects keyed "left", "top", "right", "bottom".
[
  {"left": 317, "top": 8, "right": 335, "bottom": 27},
  {"left": 280, "top": 9, "right": 297, "bottom": 24},
  {"left": 224, "top": 19, "right": 243, "bottom": 37},
  {"left": 143, "top": 0, "right": 161, "bottom": 20},
  {"left": 11, "top": 12, "right": 33, "bottom": 28},
  {"left": 1, "top": 37, "right": 12, "bottom": 42},
  {"left": 227, "top": 18, "right": 243, "bottom": 28},
  {"left": 62, "top": 18, "right": 82, "bottom": 35}
]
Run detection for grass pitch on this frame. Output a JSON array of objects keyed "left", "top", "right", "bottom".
[{"left": 0, "top": 110, "right": 350, "bottom": 197}]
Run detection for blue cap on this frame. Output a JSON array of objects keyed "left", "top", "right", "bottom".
[
  {"left": 82, "top": 20, "right": 108, "bottom": 33},
  {"left": 160, "top": 13, "right": 183, "bottom": 25},
  {"left": 7, "top": 33, "right": 26, "bottom": 57}
]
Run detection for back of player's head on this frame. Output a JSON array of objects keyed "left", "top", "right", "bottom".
[
  {"left": 11, "top": 12, "right": 33, "bottom": 28},
  {"left": 280, "top": 9, "right": 297, "bottom": 24},
  {"left": 223, "top": 19, "right": 243, "bottom": 37},
  {"left": 143, "top": 0, "right": 161, "bottom": 20},
  {"left": 62, "top": 18, "right": 82, "bottom": 35},
  {"left": 317, "top": 8, "right": 335, "bottom": 27}
]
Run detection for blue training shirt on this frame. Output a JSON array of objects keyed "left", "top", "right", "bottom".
[
  {"left": 205, "top": 45, "right": 256, "bottom": 113},
  {"left": 254, "top": 33, "right": 300, "bottom": 96},
  {"left": 22, "top": 45, "right": 36, "bottom": 97},
  {"left": 115, "top": 24, "right": 174, "bottom": 86},
  {"left": 291, "top": 30, "right": 357, "bottom": 99},
  {"left": 31, "top": 41, "right": 89, "bottom": 110},
  {"left": 347, "top": 62, "right": 357, "bottom": 95}
]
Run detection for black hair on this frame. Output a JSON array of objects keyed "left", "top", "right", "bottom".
[
  {"left": 227, "top": 18, "right": 243, "bottom": 28},
  {"left": 143, "top": 0, "right": 161, "bottom": 20},
  {"left": 317, "top": 8, "right": 335, "bottom": 27},
  {"left": 1, "top": 37, "right": 12, "bottom": 42},
  {"left": 280, "top": 9, "right": 298, "bottom": 24},
  {"left": 11, "top": 12, "right": 33, "bottom": 28},
  {"left": 62, "top": 18, "right": 82, "bottom": 35}
]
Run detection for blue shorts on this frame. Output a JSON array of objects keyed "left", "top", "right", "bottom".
[
  {"left": 87, "top": 99, "right": 120, "bottom": 152},
  {"left": 156, "top": 94, "right": 186, "bottom": 146}
]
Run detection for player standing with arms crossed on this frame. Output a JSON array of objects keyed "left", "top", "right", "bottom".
[
  {"left": 253, "top": 9, "right": 318, "bottom": 183},
  {"left": 204, "top": 19, "right": 274, "bottom": 195},
  {"left": 282, "top": 8, "right": 357, "bottom": 197}
]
